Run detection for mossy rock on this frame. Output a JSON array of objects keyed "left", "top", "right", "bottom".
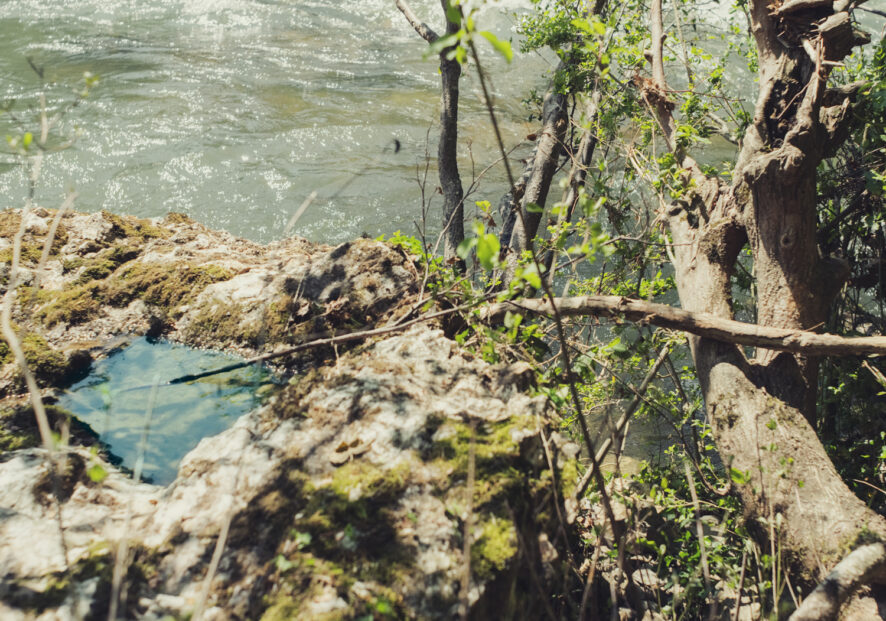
[
  {"left": 35, "top": 261, "right": 235, "bottom": 327},
  {"left": 0, "top": 330, "right": 90, "bottom": 390},
  {"left": 0, "top": 210, "right": 69, "bottom": 267},
  {"left": 0, "top": 404, "right": 100, "bottom": 456},
  {"left": 100, "top": 210, "right": 166, "bottom": 242}
]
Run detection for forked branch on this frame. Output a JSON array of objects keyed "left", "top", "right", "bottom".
[{"left": 395, "top": 0, "right": 439, "bottom": 43}]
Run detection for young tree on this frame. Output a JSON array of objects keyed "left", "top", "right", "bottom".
[
  {"left": 454, "top": 0, "right": 886, "bottom": 613},
  {"left": 396, "top": 0, "right": 466, "bottom": 268}
]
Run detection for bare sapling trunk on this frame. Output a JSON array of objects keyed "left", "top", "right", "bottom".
[
  {"left": 501, "top": 70, "right": 568, "bottom": 284},
  {"left": 438, "top": 4, "right": 465, "bottom": 268},
  {"left": 396, "top": 0, "right": 465, "bottom": 268}
]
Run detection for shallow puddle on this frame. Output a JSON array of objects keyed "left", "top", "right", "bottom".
[{"left": 57, "top": 337, "right": 276, "bottom": 485}]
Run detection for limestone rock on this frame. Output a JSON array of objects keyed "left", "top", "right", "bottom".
[{"left": 0, "top": 209, "right": 578, "bottom": 619}]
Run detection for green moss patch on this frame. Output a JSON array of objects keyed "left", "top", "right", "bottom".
[
  {"left": 163, "top": 212, "right": 195, "bottom": 225},
  {"left": 471, "top": 517, "right": 518, "bottom": 581},
  {"left": 0, "top": 209, "right": 69, "bottom": 267},
  {"left": 251, "top": 461, "right": 413, "bottom": 620},
  {"left": 35, "top": 261, "right": 234, "bottom": 327},
  {"left": 0, "top": 330, "right": 88, "bottom": 390},
  {"left": 74, "top": 245, "right": 142, "bottom": 285},
  {"left": 0, "top": 404, "right": 101, "bottom": 456},
  {"left": 100, "top": 210, "right": 166, "bottom": 241},
  {"left": 103, "top": 262, "right": 234, "bottom": 310}
]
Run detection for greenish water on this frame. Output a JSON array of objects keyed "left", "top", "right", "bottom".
[
  {"left": 0, "top": 0, "right": 549, "bottom": 244},
  {"left": 57, "top": 338, "right": 275, "bottom": 485}
]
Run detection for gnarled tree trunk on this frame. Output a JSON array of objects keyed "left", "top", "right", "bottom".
[{"left": 645, "top": 0, "right": 886, "bottom": 604}]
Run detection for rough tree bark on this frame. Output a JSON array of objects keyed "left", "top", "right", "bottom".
[
  {"left": 396, "top": 0, "right": 465, "bottom": 268},
  {"left": 505, "top": 81, "right": 568, "bottom": 254},
  {"left": 639, "top": 0, "right": 886, "bottom": 609}
]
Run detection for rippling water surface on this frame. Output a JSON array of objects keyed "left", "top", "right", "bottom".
[{"left": 0, "top": 0, "right": 550, "bottom": 243}]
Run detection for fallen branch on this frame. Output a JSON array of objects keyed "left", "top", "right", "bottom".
[
  {"left": 118, "top": 298, "right": 491, "bottom": 392},
  {"left": 483, "top": 295, "right": 886, "bottom": 357},
  {"left": 789, "top": 543, "right": 886, "bottom": 620}
]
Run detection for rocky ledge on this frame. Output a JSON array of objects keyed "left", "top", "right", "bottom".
[{"left": 0, "top": 209, "right": 580, "bottom": 620}]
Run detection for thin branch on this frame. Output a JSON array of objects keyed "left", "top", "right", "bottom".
[
  {"left": 461, "top": 10, "right": 622, "bottom": 538},
  {"left": 572, "top": 345, "right": 669, "bottom": 501},
  {"left": 118, "top": 295, "right": 498, "bottom": 392},
  {"left": 395, "top": 0, "right": 440, "bottom": 43},
  {"left": 483, "top": 295, "right": 886, "bottom": 357}
]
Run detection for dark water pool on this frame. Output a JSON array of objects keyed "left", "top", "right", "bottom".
[{"left": 57, "top": 337, "right": 276, "bottom": 485}]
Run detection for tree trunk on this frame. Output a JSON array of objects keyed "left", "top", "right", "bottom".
[
  {"left": 645, "top": 0, "right": 886, "bottom": 596},
  {"left": 501, "top": 80, "right": 568, "bottom": 285},
  {"left": 438, "top": 3, "right": 465, "bottom": 268},
  {"left": 395, "top": 0, "right": 465, "bottom": 268}
]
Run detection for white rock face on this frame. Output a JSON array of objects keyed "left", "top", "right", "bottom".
[
  {"left": 0, "top": 209, "right": 574, "bottom": 619},
  {"left": 0, "top": 326, "right": 568, "bottom": 620}
]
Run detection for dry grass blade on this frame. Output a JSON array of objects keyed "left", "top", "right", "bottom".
[{"left": 108, "top": 375, "right": 160, "bottom": 621}]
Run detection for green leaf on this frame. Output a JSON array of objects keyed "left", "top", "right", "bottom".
[
  {"left": 478, "top": 31, "right": 513, "bottom": 63},
  {"left": 504, "top": 311, "right": 523, "bottom": 329},
  {"left": 521, "top": 264, "right": 542, "bottom": 289},
  {"left": 87, "top": 463, "right": 107, "bottom": 483},
  {"left": 457, "top": 237, "right": 477, "bottom": 260},
  {"left": 443, "top": 1, "right": 462, "bottom": 26},
  {"left": 476, "top": 233, "right": 500, "bottom": 270},
  {"left": 525, "top": 202, "right": 544, "bottom": 214},
  {"left": 274, "top": 554, "right": 297, "bottom": 572},
  {"left": 22, "top": 132, "right": 33, "bottom": 149},
  {"left": 729, "top": 468, "right": 749, "bottom": 485},
  {"left": 426, "top": 32, "right": 461, "bottom": 58}
]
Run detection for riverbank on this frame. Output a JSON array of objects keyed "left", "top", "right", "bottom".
[{"left": 0, "top": 207, "right": 583, "bottom": 619}]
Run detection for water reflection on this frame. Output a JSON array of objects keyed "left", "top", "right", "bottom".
[{"left": 57, "top": 337, "right": 276, "bottom": 485}]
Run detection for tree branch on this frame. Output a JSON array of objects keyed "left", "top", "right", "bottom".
[
  {"left": 789, "top": 543, "right": 886, "bottom": 621},
  {"left": 395, "top": 0, "right": 439, "bottom": 43},
  {"left": 483, "top": 295, "right": 886, "bottom": 357}
]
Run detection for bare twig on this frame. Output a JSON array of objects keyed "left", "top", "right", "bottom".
[
  {"left": 685, "top": 461, "right": 717, "bottom": 620},
  {"left": 458, "top": 419, "right": 476, "bottom": 621},
  {"left": 108, "top": 375, "right": 160, "bottom": 621},
  {"left": 119, "top": 293, "right": 501, "bottom": 392}
]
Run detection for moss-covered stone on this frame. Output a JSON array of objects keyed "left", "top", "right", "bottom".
[
  {"left": 35, "top": 261, "right": 234, "bottom": 327},
  {"left": 36, "top": 283, "right": 104, "bottom": 327},
  {"left": 163, "top": 212, "right": 195, "bottom": 225},
  {"left": 0, "top": 404, "right": 101, "bottom": 456},
  {"left": 0, "top": 209, "right": 69, "bottom": 267},
  {"left": 471, "top": 517, "right": 518, "bottom": 581},
  {"left": 4, "top": 547, "right": 112, "bottom": 615},
  {"left": 75, "top": 245, "right": 142, "bottom": 284},
  {"left": 0, "top": 330, "right": 86, "bottom": 390},
  {"left": 100, "top": 210, "right": 166, "bottom": 241},
  {"left": 103, "top": 261, "right": 234, "bottom": 311}
]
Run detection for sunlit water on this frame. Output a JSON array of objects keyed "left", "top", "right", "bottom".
[
  {"left": 57, "top": 338, "right": 275, "bottom": 485},
  {"left": 0, "top": 0, "right": 551, "bottom": 243}
]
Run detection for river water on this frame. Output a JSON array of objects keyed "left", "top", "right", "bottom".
[{"left": 0, "top": 0, "right": 550, "bottom": 244}]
